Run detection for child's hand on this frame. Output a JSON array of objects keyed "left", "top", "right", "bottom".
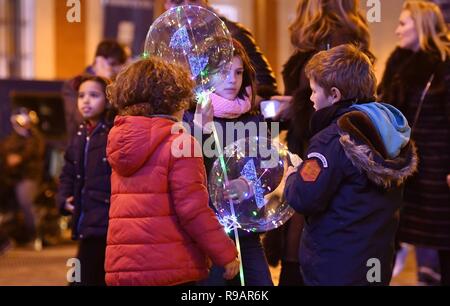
[
  {"left": 223, "top": 177, "right": 252, "bottom": 203},
  {"left": 6, "top": 153, "right": 22, "bottom": 167},
  {"left": 194, "top": 96, "right": 214, "bottom": 133},
  {"left": 223, "top": 257, "right": 240, "bottom": 280},
  {"left": 64, "top": 196, "right": 75, "bottom": 214}
]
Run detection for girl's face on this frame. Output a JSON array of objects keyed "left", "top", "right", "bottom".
[
  {"left": 214, "top": 56, "right": 244, "bottom": 101},
  {"left": 395, "top": 10, "right": 420, "bottom": 51},
  {"left": 77, "top": 81, "right": 107, "bottom": 123}
]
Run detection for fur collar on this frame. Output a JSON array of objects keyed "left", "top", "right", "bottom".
[
  {"left": 378, "top": 47, "right": 448, "bottom": 109},
  {"left": 338, "top": 111, "right": 418, "bottom": 188}
]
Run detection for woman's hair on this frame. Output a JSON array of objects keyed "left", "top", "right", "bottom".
[
  {"left": 107, "top": 57, "right": 195, "bottom": 116},
  {"left": 403, "top": 0, "right": 450, "bottom": 61},
  {"left": 290, "top": 0, "right": 371, "bottom": 52},
  {"left": 232, "top": 39, "right": 257, "bottom": 109}
]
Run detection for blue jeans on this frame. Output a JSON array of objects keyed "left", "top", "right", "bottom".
[{"left": 199, "top": 233, "right": 273, "bottom": 286}]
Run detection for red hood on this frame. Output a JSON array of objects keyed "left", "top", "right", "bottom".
[{"left": 107, "top": 116, "right": 178, "bottom": 177}]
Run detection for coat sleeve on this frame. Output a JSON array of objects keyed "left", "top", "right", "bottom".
[
  {"left": 57, "top": 141, "right": 76, "bottom": 216},
  {"left": 377, "top": 48, "right": 404, "bottom": 103},
  {"left": 284, "top": 135, "right": 347, "bottom": 216},
  {"left": 168, "top": 135, "right": 237, "bottom": 267}
]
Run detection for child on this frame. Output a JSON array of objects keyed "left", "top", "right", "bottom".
[
  {"left": 104, "top": 57, "right": 240, "bottom": 286},
  {"left": 185, "top": 40, "right": 274, "bottom": 286},
  {"left": 58, "top": 75, "right": 113, "bottom": 286},
  {"left": 284, "top": 44, "right": 418, "bottom": 285}
]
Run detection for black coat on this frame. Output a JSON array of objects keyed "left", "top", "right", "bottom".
[
  {"left": 378, "top": 48, "right": 450, "bottom": 250},
  {"left": 58, "top": 120, "right": 112, "bottom": 240}
]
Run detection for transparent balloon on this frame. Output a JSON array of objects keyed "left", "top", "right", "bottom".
[
  {"left": 144, "top": 5, "right": 234, "bottom": 96},
  {"left": 209, "top": 137, "right": 299, "bottom": 233}
]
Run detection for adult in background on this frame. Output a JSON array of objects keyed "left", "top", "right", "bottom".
[{"left": 378, "top": 0, "right": 450, "bottom": 286}]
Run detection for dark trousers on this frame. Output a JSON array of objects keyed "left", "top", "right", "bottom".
[
  {"left": 279, "top": 261, "right": 304, "bottom": 286},
  {"left": 439, "top": 250, "right": 450, "bottom": 285},
  {"left": 73, "top": 237, "right": 107, "bottom": 286},
  {"left": 198, "top": 234, "right": 273, "bottom": 286}
]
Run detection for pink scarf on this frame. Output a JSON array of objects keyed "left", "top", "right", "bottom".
[{"left": 210, "top": 92, "right": 252, "bottom": 119}]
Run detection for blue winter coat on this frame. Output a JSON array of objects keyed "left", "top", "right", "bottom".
[
  {"left": 58, "top": 121, "right": 112, "bottom": 240},
  {"left": 284, "top": 105, "right": 418, "bottom": 285}
]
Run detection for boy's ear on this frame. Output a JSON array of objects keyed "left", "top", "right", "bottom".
[{"left": 330, "top": 87, "right": 342, "bottom": 104}]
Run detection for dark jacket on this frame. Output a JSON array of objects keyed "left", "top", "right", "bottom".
[
  {"left": 378, "top": 48, "right": 450, "bottom": 250},
  {"left": 183, "top": 110, "right": 273, "bottom": 285},
  {"left": 222, "top": 18, "right": 278, "bottom": 99},
  {"left": 284, "top": 103, "right": 418, "bottom": 285},
  {"left": 281, "top": 50, "right": 316, "bottom": 157},
  {"left": 105, "top": 116, "right": 237, "bottom": 286},
  {"left": 58, "top": 120, "right": 112, "bottom": 240}
]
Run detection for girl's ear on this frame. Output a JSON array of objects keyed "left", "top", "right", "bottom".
[{"left": 330, "top": 87, "right": 342, "bottom": 104}]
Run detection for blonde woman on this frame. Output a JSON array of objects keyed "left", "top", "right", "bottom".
[
  {"left": 265, "top": 0, "right": 373, "bottom": 286},
  {"left": 378, "top": 0, "right": 450, "bottom": 286}
]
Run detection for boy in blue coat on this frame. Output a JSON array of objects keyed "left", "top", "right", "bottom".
[{"left": 284, "top": 44, "right": 418, "bottom": 285}]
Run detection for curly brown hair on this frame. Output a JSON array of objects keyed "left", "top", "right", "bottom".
[{"left": 107, "top": 57, "right": 195, "bottom": 116}]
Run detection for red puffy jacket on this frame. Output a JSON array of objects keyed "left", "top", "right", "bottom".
[{"left": 105, "top": 115, "right": 237, "bottom": 286}]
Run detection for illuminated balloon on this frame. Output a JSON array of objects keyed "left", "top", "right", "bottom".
[
  {"left": 209, "top": 137, "right": 298, "bottom": 233},
  {"left": 144, "top": 5, "right": 233, "bottom": 96}
]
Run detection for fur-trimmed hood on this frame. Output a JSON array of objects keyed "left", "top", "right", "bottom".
[{"left": 338, "top": 110, "right": 418, "bottom": 189}]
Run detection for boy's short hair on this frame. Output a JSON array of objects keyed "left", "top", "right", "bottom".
[
  {"left": 107, "top": 57, "right": 195, "bottom": 116},
  {"left": 305, "top": 44, "right": 377, "bottom": 101},
  {"left": 95, "top": 40, "right": 128, "bottom": 64}
]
